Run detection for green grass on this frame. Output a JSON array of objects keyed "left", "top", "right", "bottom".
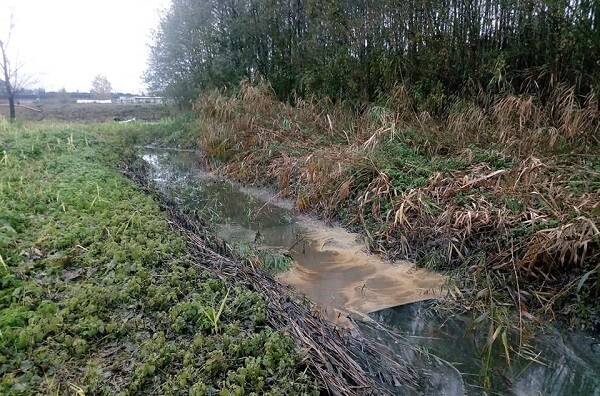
[
  {"left": 0, "top": 121, "right": 317, "bottom": 395},
  {"left": 229, "top": 243, "right": 294, "bottom": 274}
]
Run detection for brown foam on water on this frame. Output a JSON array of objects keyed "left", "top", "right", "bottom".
[{"left": 278, "top": 218, "right": 444, "bottom": 325}]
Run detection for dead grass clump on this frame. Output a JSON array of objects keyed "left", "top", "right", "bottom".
[
  {"left": 378, "top": 158, "right": 599, "bottom": 322},
  {"left": 197, "top": 123, "right": 236, "bottom": 160},
  {"left": 193, "top": 89, "right": 238, "bottom": 122},
  {"left": 518, "top": 217, "right": 599, "bottom": 278},
  {"left": 360, "top": 106, "right": 400, "bottom": 151},
  {"left": 493, "top": 95, "right": 541, "bottom": 132},
  {"left": 551, "top": 85, "right": 600, "bottom": 141},
  {"left": 294, "top": 148, "right": 360, "bottom": 214},
  {"left": 488, "top": 87, "right": 600, "bottom": 154},
  {"left": 267, "top": 154, "right": 296, "bottom": 194},
  {"left": 447, "top": 100, "right": 488, "bottom": 143},
  {"left": 385, "top": 84, "right": 418, "bottom": 123}
]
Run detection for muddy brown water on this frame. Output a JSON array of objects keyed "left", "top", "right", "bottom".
[
  {"left": 219, "top": 215, "right": 444, "bottom": 324},
  {"left": 277, "top": 219, "right": 444, "bottom": 322},
  {"left": 141, "top": 148, "right": 600, "bottom": 395}
]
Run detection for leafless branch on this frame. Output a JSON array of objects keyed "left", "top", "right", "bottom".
[{"left": 1, "top": 13, "right": 34, "bottom": 121}]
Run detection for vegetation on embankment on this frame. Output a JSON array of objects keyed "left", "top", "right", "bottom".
[
  {"left": 145, "top": 0, "right": 600, "bottom": 334},
  {"left": 192, "top": 82, "right": 600, "bottom": 333},
  {"left": 0, "top": 120, "right": 318, "bottom": 395}
]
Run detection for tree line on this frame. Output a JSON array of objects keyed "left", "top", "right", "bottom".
[{"left": 147, "top": 0, "right": 600, "bottom": 110}]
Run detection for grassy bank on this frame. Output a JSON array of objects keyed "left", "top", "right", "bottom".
[
  {"left": 0, "top": 120, "right": 317, "bottom": 394},
  {"left": 193, "top": 82, "right": 600, "bottom": 335}
]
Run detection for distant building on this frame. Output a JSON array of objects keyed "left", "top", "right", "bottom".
[
  {"left": 117, "top": 96, "right": 165, "bottom": 105},
  {"left": 76, "top": 99, "right": 112, "bottom": 104}
]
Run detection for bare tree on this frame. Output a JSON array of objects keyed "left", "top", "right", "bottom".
[
  {"left": 91, "top": 75, "right": 112, "bottom": 99},
  {"left": 0, "top": 15, "right": 31, "bottom": 122}
]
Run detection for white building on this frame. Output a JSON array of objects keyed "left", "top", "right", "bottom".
[
  {"left": 117, "top": 96, "right": 165, "bottom": 104},
  {"left": 76, "top": 99, "right": 112, "bottom": 104}
]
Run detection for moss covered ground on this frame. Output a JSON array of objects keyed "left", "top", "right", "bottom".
[{"left": 0, "top": 120, "right": 317, "bottom": 395}]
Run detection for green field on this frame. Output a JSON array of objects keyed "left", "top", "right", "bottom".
[{"left": 0, "top": 103, "right": 177, "bottom": 123}]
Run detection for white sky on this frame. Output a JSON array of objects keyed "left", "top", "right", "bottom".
[{"left": 0, "top": 0, "right": 171, "bottom": 94}]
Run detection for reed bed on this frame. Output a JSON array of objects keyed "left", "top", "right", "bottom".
[{"left": 192, "top": 81, "right": 600, "bottom": 332}]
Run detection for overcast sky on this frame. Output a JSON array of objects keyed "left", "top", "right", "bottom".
[{"left": 0, "top": 0, "right": 171, "bottom": 94}]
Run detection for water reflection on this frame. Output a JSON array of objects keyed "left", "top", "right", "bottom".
[{"left": 370, "top": 302, "right": 600, "bottom": 395}]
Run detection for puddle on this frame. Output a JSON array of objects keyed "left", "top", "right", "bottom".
[{"left": 141, "top": 148, "right": 600, "bottom": 395}]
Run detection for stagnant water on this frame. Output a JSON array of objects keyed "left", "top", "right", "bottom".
[
  {"left": 142, "top": 149, "right": 444, "bottom": 324},
  {"left": 141, "top": 148, "right": 600, "bottom": 395}
]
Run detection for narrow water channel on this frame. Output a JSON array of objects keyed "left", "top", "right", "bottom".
[
  {"left": 142, "top": 149, "right": 444, "bottom": 324},
  {"left": 141, "top": 148, "right": 600, "bottom": 395}
]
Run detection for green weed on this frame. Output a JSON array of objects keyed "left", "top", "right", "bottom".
[{"left": 201, "top": 288, "right": 230, "bottom": 334}]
